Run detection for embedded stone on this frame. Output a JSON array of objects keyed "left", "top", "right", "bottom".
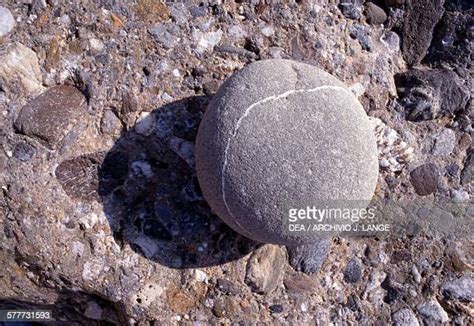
[
  {"left": 0, "top": 42, "right": 43, "bottom": 95},
  {"left": 195, "top": 59, "right": 379, "bottom": 246},
  {"left": 364, "top": 2, "right": 387, "bottom": 25},
  {"left": 410, "top": 163, "right": 439, "bottom": 196},
  {"left": 14, "top": 85, "right": 87, "bottom": 148},
  {"left": 0, "top": 6, "right": 15, "bottom": 37},
  {"left": 402, "top": 0, "right": 445, "bottom": 65}
]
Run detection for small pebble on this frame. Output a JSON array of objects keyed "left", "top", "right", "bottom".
[
  {"left": 411, "top": 265, "right": 421, "bottom": 284},
  {"left": 410, "top": 163, "right": 439, "bottom": 196},
  {"left": 432, "top": 128, "right": 456, "bottom": 156},
  {"left": 344, "top": 258, "right": 362, "bottom": 284},
  {"left": 381, "top": 32, "right": 400, "bottom": 51},
  {"left": 349, "top": 24, "right": 373, "bottom": 51},
  {"left": 269, "top": 304, "right": 284, "bottom": 314},
  {"left": 451, "top": 189, "right": 470, "bottom": 203},
  {"left": 261, "top": 26, "right": 274, "bottom": 37},
  {"left": 0, "top": 6, "right": 15, "bottom": 37},
  {"left": 364, "top": 2, "right": 387, "bottom": 25},
  {"left": 287, "top": 240, "right": 331, "bottom": 274},
  {"left": 339, "top": 0, "right": 364, "bottom": 20},
  {"left": 13, "top": 142, "right": 35, "bottom": 162}
]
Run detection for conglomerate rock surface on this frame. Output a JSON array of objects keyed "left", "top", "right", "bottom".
[{"left": 0, "top": 0, "right": 472, "bottom": 324}]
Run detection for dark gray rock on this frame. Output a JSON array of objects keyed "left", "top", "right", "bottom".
[
  {"left": 349, "top": 24, "right": 373, "bottom": 51},
  {"left": 343, "top": 257, "right": 362, "bottom": 283},
  {"left": 13, "top": 142, "right": 35, "bottom": 162},
  {"left": 410, "top": 163, "right": 439, "bottom": 196},
  {"left": 269, "top": 304, "right": 284, "bottom": 314},
  {"left": 364, "top": 2, "right": 387, "bottom": 25},
  {"left": 425, "top": 7, "right": 474, "bottom": 74},
  {"left": 339, "top": 0, "right": 365, "bottom": 20},
  {"left": 14, "top": 85, "right": 87, "bottom": 148},
  {"left": 402, "top": 0, "right": 445, "bottom": 65},
  {"left": 385, "top": 0, "right": 405, "bottom": 6},
  {"left": 461, "top": 150, "right": 473, "bottom": 185},
  {"left": 287, "top": 240, "right": 331, "bottom": 274},
  {"left": 195, "top": 59, "right": 379, "bottom": 245},
  {"left": 395, "top": 69, "right": 469, "bottom": 121}
]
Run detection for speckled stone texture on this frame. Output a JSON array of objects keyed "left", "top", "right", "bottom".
[{"left": 195, "top": 59, "right": 379, "bottom": 246}]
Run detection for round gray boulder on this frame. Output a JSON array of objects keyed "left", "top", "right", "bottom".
[{"left": 195, "top": 59, "right": 378, "bottom": 246}]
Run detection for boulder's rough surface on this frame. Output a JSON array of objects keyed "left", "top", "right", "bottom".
[
  {"left": 195, "top": 59, "right": 379, "bottom": 245},
  {"left": 14, "top": 85, "right": 87, "bottom": 148}
]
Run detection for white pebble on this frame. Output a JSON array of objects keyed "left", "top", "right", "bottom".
[
  {"left": 90, "top": 38, "right": 105, "bottom": 52},
  {"left": 261, "top": 26, "right": 275, "bottom": 37},
  {"left": 451, "top": 189, "right": 470, "bottom": 203},
  {"left": 195, "top": 270, "right": 208, "bottom": 283},
  {"left": 172, "top": 68, "right": 181, "bottom": 77},
  {"left": 0, "top": 6, "right": 15, "bottom": 37}
]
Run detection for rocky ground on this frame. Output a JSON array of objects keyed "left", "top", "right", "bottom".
[{"left": 0, "top": 0, "right": 472, "bottom": 325}]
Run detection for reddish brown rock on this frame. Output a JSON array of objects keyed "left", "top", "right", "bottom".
[
  {"left": 14, "top": 85, "right": 87, "bottom": 148},
  {"left": 410, "top": 163, "right": 439, "bottom": 196}
]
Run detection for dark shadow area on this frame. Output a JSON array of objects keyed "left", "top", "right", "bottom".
[{"left": 97, "top": 96, "right": 260, "bottom": 268}]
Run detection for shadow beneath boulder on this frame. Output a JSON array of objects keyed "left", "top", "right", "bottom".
[{"left": 98, "top": 96, "right": 259, "bottom": 268}]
